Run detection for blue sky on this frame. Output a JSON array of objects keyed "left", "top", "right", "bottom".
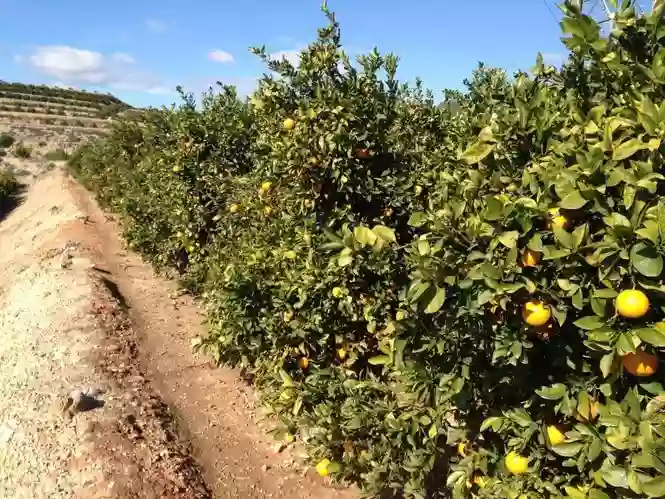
[{"left": 0, "top": 0, "right": 606, "bottom": 107}]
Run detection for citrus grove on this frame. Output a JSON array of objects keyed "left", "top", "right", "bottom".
[{"left": 69, "top": 1, "right": 665, "bottom": 497}]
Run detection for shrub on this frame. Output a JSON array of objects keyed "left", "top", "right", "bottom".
[
  {"left": 13, "top": 142, "right": 31, "bottom": 159},
  {"left": 44, "top": 148, "right": 69, "bottom": 161},
  {"left": 70, "top": 2, "right": 665, "bottom": 498},
  {"left": 0, "top": 133, "right": 14, "bottom": 148},
  {"left": 0, "top": 167, "right": 20, "bottom": 217}
]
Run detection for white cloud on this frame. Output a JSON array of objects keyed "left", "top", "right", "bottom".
[
  {"left": 269, "top": 49, "right": 301, "bottom": 66},
  {"left": 19, "top": 45, "right": 164, "bottom": 93},
  {"left": 208, "top": 50, "right": 234, "bottom": 63},
  {"left": 146, "top": 19, "right": 168, "bottom": 33}
]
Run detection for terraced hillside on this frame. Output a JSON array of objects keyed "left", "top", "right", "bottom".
[{"left": 0, "top": 82, "right": 132, "bottom": 183}]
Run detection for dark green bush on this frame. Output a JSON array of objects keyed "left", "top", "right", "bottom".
[{"left": 0, "top": 133, "right": 14, "bottom": 148}]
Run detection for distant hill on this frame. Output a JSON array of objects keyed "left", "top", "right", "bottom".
[{"left": 0, "top": 82, "right": 132, "bottom": 131}]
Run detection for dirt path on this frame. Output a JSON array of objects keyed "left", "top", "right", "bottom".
[{"left": 0, "top": 167, "right": 356, "bottom": 498}]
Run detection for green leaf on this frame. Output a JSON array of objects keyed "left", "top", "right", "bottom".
[
  {"left": 425, "top": 287, "right": 446, "bottom": 314},
  {"left": 560, "top": 190, "right": 588, "bottom": 209},
  {"left": 642, "top": 475, "right": 665, "bottom": 497},
  {"left": 613, "top": 138, "right": 646, "bottom": 161},
  {"left": 588, "top": 490, "right": 611, "bottom": 499},
  {"left": 553, "top": 225, "right": 574, "bottom": 249},
  {"left": 408, "top": 281, "right": 430, "bottom": 303},
  {"left": 479, "top": 416, "right": 502, "bottom": 432},
  {"left": 600, "top": 352, "right": 616, "bottom": 378},
  {"left": 574, "top": 316, "right": 605, "bottom": 330},
  {"left": 617, "top": 332, "right": 637, "bottom": 355},
  {"left": 460, "top": 140, "right": 494, "bottom": 164},
  {"left": 636, "top": 327, "right": 665, "bottom": 347},
  {"left": 368, "top": 355, "right": 390, "bottom": 365},
  {"left": 354, "top": 226, "right": 377, "bottom": 246},
  {"left": 551, "top": 442, "right": 584, "bottom": 457},
  {"left": 497, "top": 230, "right": 519, "bottom": 249},
  {"left": 408, "top": 211, "right": 428, "bottom": 227},
  {"left": 636, "top": 220, "right": 660, "bottom": 244},
  {"left": 601, "top": 467, "right": 628, "bottom": 488},
  {"left": 338, "top": 254, "right": 353, "bottom": 267},
  {"left": 631, "top": 242, "right": 664, "bottom": 277},
  {"left": 536, "top": 383, "right": 566, "bottom": 400},
  {"left": 372, "top": 225, "right": 396, "bottom": 243},
  {"left": 564, "top": 486, "right": 587, "bottom": 499}
]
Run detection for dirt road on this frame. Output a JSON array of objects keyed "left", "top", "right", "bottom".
[{"left": 0, "top": 168, "right": 355, "bottom": 498}]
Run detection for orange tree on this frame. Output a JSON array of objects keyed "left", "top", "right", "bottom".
[
  {"left": 69, "top": 1, "right": 665, "bottom": 497},
  {"left": 402, "top": 1, "right": 665, "bottom": 497}
]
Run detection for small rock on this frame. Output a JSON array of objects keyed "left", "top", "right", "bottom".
[{"left": 0, "top": 423, "right": 15, "bottom": 445}]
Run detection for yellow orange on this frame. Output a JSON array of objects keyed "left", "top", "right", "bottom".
[
  {"left": 548, "top": 208, "right": 569, "bottom": 229},
  {"left": 261, "top": 181, "right": 273, "bottom": 191},
  {"left": 505, "top": 451, "right": 529, "bottom": 475},
  {"left": 616, "top": 289, "right": 649, "bottom": 318},
  {"left": 337, "top": 347, "right": 347, "bottom": 360},
  {"left": 522, "top": 248, "right": 541, "bottom": 267},
  {"left": 546, "top": 425, "right": 565, "bottom": 446},
  {"left": 283, "top": 118, "right": 295, "bottom": 130},
  {"left": 623, "top": 350, "right": 659, "bottom": 377},
  {"left": 316, "top": 459, "right": 330, "bottom": 476},
  {"left": 229, "top": 203, "right": 240, "bottom": 213},
  {"left": 522, "top": 301, "right": 551, "bottom": 326},
  {"left": 263, "top": 206, "right": 273, "bottom": 216}
]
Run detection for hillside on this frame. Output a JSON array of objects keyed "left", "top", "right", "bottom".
[{"left": 0, "top": 82, "right": 131, "bottom": 185}]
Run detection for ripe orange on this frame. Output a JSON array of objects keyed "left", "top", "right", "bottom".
[
  {"left": 546, "top": 425, "right": 565, "bottom": 445},
  {"left": 521, "top": 248, "right": 541, "bottom": 267},
  {"left": 522, "top": 300, "right": 551, "bottom": 326},
  {"left": 505, "top": 451, "right": 529, "bottom": 474},
  {"left": 316, "top": 459, "right": 330, "bottom": 476},
  {"left": 356, "top": 148, "right": 370, "bottom": 159},
  {"left": 283, "top": 118, "right": 295, "bottom": 130},
  {"left": 548, "top": 208, "right": 569, "bottom": 229},
  {"left": 623, "top": 350, "right": 659, "bottom": 377},
  {"left": 616, "top": 289, "right": 649, "bottom": 318},
  {"left": 298, "top": 357, "right": 309, "bottom": 370}
]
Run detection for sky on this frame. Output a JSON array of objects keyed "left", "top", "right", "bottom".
[{"left": 0, "top": 0, "right": 622, "bottom": 108}]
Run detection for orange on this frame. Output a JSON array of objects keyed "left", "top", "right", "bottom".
[
  {"left": 263, "top": 206, "right": 273, "bottom": 216},
  {"left": 316, "top": 459, "right": 330, "bottom": 476},
  {"left": 616, "top": 289, "right": 649, "bottom": 318},
  {"left": 505, "top": 451, "right": 529, "bottom": 474},
  {"left": 522, "top": 301, "right": 551, "bottom": 326},
  {"left": 283, "top": 118, "right": 295, "bottom": 130},
  {"left": 229, "top": 203, "right": 240, "bottom": 213},
  {"left": 356, "top": 148, "right": 370, "bottom": 159},
  {"left": 521, "top": 248, "right": 541, "bottom": 267},
  {"left": 546, "top": 425, "right": 565, "bottom": 445},
  {"left": 298, "top": 357, "right": 309, "bottom": 370},
  {"left": 548, "top": 208, "right": 569, "bottom": 229},
  {"left": 623, "top": 350, "right": 659, "bottom": 377}
]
